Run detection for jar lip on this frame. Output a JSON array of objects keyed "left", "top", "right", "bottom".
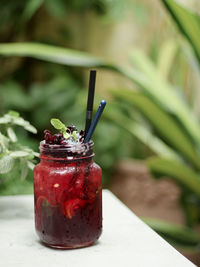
[
  {"left": 40, "top": 153, "right": 95, "bottom": 162},
  {"left": 40, "top": 140, "right": 93, "bottom": 149},
  {"left": 39, "top": 140, "right": 94, "bottom": 159}
]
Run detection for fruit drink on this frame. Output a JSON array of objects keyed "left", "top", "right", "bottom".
[{"left": 33, "top": 127, "right": 102, "bottom": 248}]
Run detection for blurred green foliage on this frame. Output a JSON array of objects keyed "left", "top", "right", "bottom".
[
  {"left": 0, "top": 0, "right": 127, "bottom": 43},
  {"left": 0, "top": 111, "right": 38, "bottom": 195},
  {"left": 0, "top": 170, "right": 33, "bottom": 196},
  {"left": 0, "top": 0, "right": 146, "bottom": 194}
]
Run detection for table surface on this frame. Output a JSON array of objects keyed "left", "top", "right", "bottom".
[{"left": 0, "top": 190, "right": 195, "bottom": 267}]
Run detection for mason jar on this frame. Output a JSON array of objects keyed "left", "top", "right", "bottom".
[{"left": 33, "top": 140, "right": 102, "bottom": 248}]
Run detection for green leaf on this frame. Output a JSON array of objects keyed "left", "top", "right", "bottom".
[
  {"left": 63, "top": 132, "right": 70, "bottom": 139},
  {"left": 72, "top": 131, "right": 77, "bottom": 141},
  {"left": 50, "top": 119, "right": 65, "bottom": 131},
  {"left": 0, "top": 42, "right": 105, "bottom": 68},
  {"left": 143, "top": 217, "right": 200, "bottom": 249},
  {"left": 33, "top": 152, "right": 39, "bottom": 158},
  {"left": 162, "top": 0, "right": 200, "bottom": 64},
  {"left": 10, "top": 151, "right": 30, "bottom": 158},
  {"left": 21, "top": 0, "right": 44, "bottom": 22},
  {"left": 24, "top": 123, "right": 37, "bottom": 134},
  {"left": 106, "top": 104, "right": 180, "bottom": 160},
  {"left": 110, "top": 89, "right": 200, "bottom": 169},
  {"left": 157, "top": 40, "right": 178, "bottom": 79},
  {"left": 27, "top": 161, "right": 35, "bottom": 170},
  {"left": 0, "top": 155, "right": 15, "bottom": 174},
  {"left": 7, "top": 128, "right": 17, "bottom": 143},
  {"left": 129, "top": 49, "right": 200, "bottom": 146},
  {"left": 11, "top": 117, "right": 37, "bottom": 134},
  {"left": 8, "top": 110, "right": 20, "bottom": 118},
  {"left": 0, "top": 133, "right": 9, "bottom": 149},
  {"left": 20, "top": 161, "right": 28, "bottom": 180},
  {"left": 147, "top": 157, "right": 200, "bottom": 197},
  {"left": 51, "top": 118, "right": 66, "bottom": 131},
  {"left": 10, "top": 117, "right": 25, "bottom": 126},
  {"left": 0, "top": 117, "right": 11, "bottom": 124},
  {"left": 33, "top": 152, "right": 39, "bottom": 157}
]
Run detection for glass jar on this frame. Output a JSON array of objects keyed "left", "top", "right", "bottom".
[{"left": 33, "top": 140, "right": 102, "bottom": 249}]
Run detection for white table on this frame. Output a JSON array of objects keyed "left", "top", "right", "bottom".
[{"left": 0, "top": 190, "right": 195, "bottom": 267}]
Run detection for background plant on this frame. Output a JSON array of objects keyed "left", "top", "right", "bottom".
[{"left": 0, "top": 111, "right": 38, "bottom": 195}]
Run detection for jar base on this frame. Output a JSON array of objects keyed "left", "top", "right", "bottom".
[{"left": 42, "top": 240, "right": 94, "bottom": 249}]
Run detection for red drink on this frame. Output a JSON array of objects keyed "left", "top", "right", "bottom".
[{"left": 33, "top": 136, "right": 102, "bottom": 248}]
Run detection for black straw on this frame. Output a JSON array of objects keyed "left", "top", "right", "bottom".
[{"left": 85, "top": 70, "right": 96, "bottom": 136}]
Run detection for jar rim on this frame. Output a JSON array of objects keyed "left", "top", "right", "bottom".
[{"left": 39, "top": 140, "right": 94, "bottom": 160}]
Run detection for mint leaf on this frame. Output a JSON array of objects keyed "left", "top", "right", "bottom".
[
  {"left": 0, "top": 155, "right": 15, "bottom": 174},
  {"left": 51, "top": 118, "right": 66, "bottom": 132},
  {"left": 0, "top": 133, "right": 9, "bottom": 148},
  {"left": 27, "top": 161, "right": 35, "bottom": 170},
  {"left": 72, "top": 131, "right": 77, "bottom": 141},
  {"left": 0, "top": 117, "right": 11, "bottom": 124},
  {"left": 10, "top": 151, "right": 30, "bottom": 158},
  {"left": 33, "top": 152, "right": 40, "bottom": 157},
  {"left": 7, "top": 127, "right": 17, "bottom": 142},
  {"left": 63, "top": 132, "right": 70, "bottom": 139},
  {"left": 12, "top": 117, "right": 25, "bottom": 126},
  {"left": 24, "top": 123, "right": 37, "bottom": 133},
  {"left": 20, "top": 160, "right": 28, "bottom": 180},
  {"left": 0, "top": 112, "right": 38, "bottom": 180},
  {"left": 50, "top": 118, "right": 79, "bottom": 141},
  {"left": 10, "top": 116, "right": 37, "bottom": 134}
]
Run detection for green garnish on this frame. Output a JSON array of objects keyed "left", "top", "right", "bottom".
[
  {"left": 72, "top": 131, "right": 77, "bottom": 141},
  {"left": 50, "top": 118, "right": 78, "bottom": 141},
  {"left": 50, "top": 119, "right": 66, "bottom": 132},
  {"left": 63, "top": 132, "right": 70, "bottom": 139}
]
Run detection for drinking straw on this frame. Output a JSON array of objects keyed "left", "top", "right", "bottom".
[
  {"left": 85, "top": 70, "right": 96, "bottom": 136},
  {"left": 84, "top": 100, "right": 106, "bottom": 143}
]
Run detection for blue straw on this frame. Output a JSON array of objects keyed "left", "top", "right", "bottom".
[{"left": 84, "top": 100, "right": 106, "bottom": 143}]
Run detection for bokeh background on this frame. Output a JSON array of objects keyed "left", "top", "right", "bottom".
[{"left": 1, "top": 0, "right": 200, "bottom": 264}]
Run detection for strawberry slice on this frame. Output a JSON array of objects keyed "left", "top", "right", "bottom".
[{"left": 64, "top": 198, "right": 86, "bottom": 219}]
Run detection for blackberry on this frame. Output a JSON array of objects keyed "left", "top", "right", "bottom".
[
  {"left": 44, "top": 130, "right": 53, "bottom": 144},
  {"left": 79, "top": 130, "right": 85, "bottom": 142},
  {"left": 80, "top": 130, "right": 85, "bottom": 136},
  {"left": 44, "top": 130, "right": 50, "bottom": 134},
  {"left": 67, "top": 125, "right": 77, "bottom": 133},
  {"left": 53, "top": 134, "right": 64, "bottom": 144}
]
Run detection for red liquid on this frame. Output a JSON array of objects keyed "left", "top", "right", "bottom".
[{"left": 33, "top": 156, "right": 102, "bottom": 248}]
